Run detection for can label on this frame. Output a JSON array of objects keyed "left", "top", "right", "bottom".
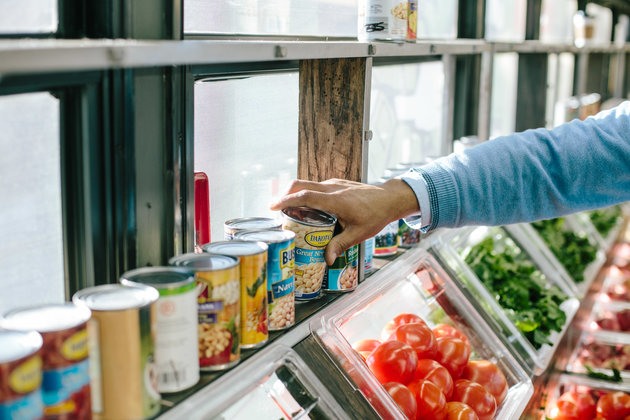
[
  {"left": 294, "top": 248, "right": 327, "bottom": 300},
  {"left": 323, "top": 245, "right": 359, "bottom": 292},
  {"left": 267, "top": 240, "right": 295, "bottom": 331},
  {"left": 364, "top": 237, "right": 375, "bottom": 271},
  {"left": 239, "top": 253, "right": 269, "bottom": 348},
  {"left": 0, "top": 388, "right": 44, "bottom": 420},
  {"left": 408, "top": 0, "right": 417, "bottom": 40},
  {"left": 375, "top": 221, "right": 399, "bottom": 255},
  {"left": 398, "top": 219, "right": 421, "bottom": 247},
  {"left": 359, "top": 0, "right": 408, "bottom": 41},
  {"left": 139, "top": 304, "right": 160, "bottom": 418},
  {"left": 196, "top": 267, "right": 240, "bottom": 370}
]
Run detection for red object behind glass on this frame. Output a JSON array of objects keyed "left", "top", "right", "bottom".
[{"left": 194, "top": 172, "right": 211, "bottom": 248}]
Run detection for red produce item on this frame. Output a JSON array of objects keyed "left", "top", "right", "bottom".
[
  {"left": 389, "top": 323, "right": 437, "bottom": 360},
  {"left": 556, "top": 391, "right": 596, "bottom": 419},
  {"left": 383, "top": 382, "right": 418, "bottom": 420},
  {"left": 366, "top": 340, "right": 418, "bottom": 385},
  {"left": 353, "top": 338, "right": 382, "bottom": 353},
  {"left": 451, "top": 379, "right": 497, "bottom": 420},
  {"left": 596, "top": 391, "right": 630, "bottom": 420},
  {"left": 445, "top": 401, "right": 480, "bottom": 420},
  {"left": 412, "top": 359, "right": 454, "bottom": 400},
  {"left": 461, "top": 360, "right": 508, "bottom": 405},
  {"left": 380, "top": 313, "right": 426, "bottom": 341},
  {"left": 407, "top": 379, "right": 447, "bottom": 420},
  {"left": 432, "top": 325, "right": 472, "bottom": 354},
  {"left": 435, "top": 337, "right": 471, "bottom": 379}
]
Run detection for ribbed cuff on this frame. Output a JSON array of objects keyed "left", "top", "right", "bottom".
[
  {"left": 397, "top": 170, "right": 431, "bottom": 229},
  {"left": 416, "top": 164, "right": 459, "bottom": 231}
]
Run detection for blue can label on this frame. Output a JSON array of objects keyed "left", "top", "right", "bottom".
[
  {"left": 267, "top": 239, "right": 295, "bottom": 330},
  {"left": 294, "top": 248, "right": 326, "bottom": 300},
  {"left": 0, "top": 389, "right": 44, "bottom": 420},
  {"left": 42, "top": 358, "right": 90, "bottom": 409},
  {"left": 323, "top": 245, "right": 359, "bottom": 292}
]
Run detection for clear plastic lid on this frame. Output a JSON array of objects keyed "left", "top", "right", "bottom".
[
  {"left": 1, "top": 303, "right": 91, "bottom": 332},
  {"left": 155, "top": 343, "right": 350, "bottom": 420},
  {"left": 310, "top": 247, "right": 533, "bottom": 420},
  {"left": 202, "top": 240, "right": 268, "bottom": 256},
  {"left": 432, "top": 226, "right": 579, "bottom": 375},
  {"left": 0, "top": 330, "right": 43, "bottom": 363}
]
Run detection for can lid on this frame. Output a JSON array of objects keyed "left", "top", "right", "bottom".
[
  {"left": 120, "top": 266, "right": 195, "bottom": 289},
  {"left": 225, "top": 217, "right": 282, "bottom": 231},
  {"left": 281, "top": 207, "right": 337, "bottom": 227},
  {"left": 202, "top": 240, "right": 268, "bottom": 256},
  {"left": 169, "top": 252, "right": 239, "bottom": 271},
  {"left": 1, "top": 303, "right": 91, "bottom": 332},
  {"left": 0, "top": 330, "right": 43, "bottom": 363},
  {"left": 235, "top": 229, "right": 295, "bottom": 244},
  {"left": 72, "top": 284, "right": 159, "bottom": 311}
]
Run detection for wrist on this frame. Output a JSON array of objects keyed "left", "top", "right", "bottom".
[{"left": 382, "top": 178, "right": 421, "bottom": 220}]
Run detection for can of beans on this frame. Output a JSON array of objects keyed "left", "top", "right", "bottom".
[
  {"left": 281, "top": 207, "right": 336, "bottom": 301},
  {"left": 169, "top": 253, "right": 240, "bottom": 371},
  {"left": 375, "top": 220, "right": 399, "bottom": 256},
  {"left": 120, "top": 267, "right": 199, "bottom": 393},
  {"left": 0, "top": 330, "right": 44, "bottom": 420},
  {"left": 398, "top": 219, "right": 421, "bottom": 248},
  {"left": 358, "top": 0, "right": 408, "bottom": 41},
  {"left": 235, "top": 230, "right": 295, "bottom": 331},
  {"left": 202, "top": 241, "right": 269, "bottom": 349},
  {"left": 72, "top": 284, "right": 160, "bottom": 420},
  {"left": 364, "top": 237, "right": 375, "bottom": 272},
  {"left": 1, "top": 304, "right": 91, "bottom": 419},
  {"left": 224, "top": 217, "right": 282, "bottom": 240},
  {"left": 323, "top": 244, "right": 359, "bottom": 292}
]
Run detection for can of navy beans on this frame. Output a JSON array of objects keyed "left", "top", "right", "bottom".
[
  {"left": 224, "top": 217, "right": 282, "bottom": 240},
  {"left": 235, "top": 230, "right": 296, "bottom": 331}
]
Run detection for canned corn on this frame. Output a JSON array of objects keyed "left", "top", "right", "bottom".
[{"left": 224, "top": 217, "right": 282, "bottom": 240}]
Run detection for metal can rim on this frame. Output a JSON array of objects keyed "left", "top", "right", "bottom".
[
  {"left": 0, "top": 330, "right": 43, "bottom": 363},
  {"left": 169, "top": 252, "right": 239, "bottom": 271},
  {"left": 281, "top": 206, "right": 337, "bottom": 227},
  {"left": 1, "top": 303, "right": 91, "bottom": 333},
  {"left": 72, "top": 283, "right": 159, "bottom": 311},
  {"left": 234, "top": 229, "right": 295, "bottom": 244},
  {"left": 120, "top": 266, "right": 195, "bottom": 290},
  {"left": 201, "top": 240, "right": 268, "bottom": 256}
]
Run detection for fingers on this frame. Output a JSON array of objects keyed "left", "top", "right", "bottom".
[
  {"left": 270, "top": 188, "right": 337, "bottom": 213},
  {"left": 325, "top": 227, "right": 362, "bottom": 265}
]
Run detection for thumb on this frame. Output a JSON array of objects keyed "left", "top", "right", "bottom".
[{"left": 325, "top": 230, "right": 357, "bottom": 265}]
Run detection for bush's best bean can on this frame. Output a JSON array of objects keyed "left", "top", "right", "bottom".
[
  {"left": 281, "top": 207, "right": 336, "bottom": 301},
  {"left": 0, "top": 330, "right": 44, "bottom": 420},
  {"left": 364, "top": 237, "right": 375, "bottom": 272},
  {"left": 1, "top": 304, "right": 92, "bottom": 419},
  {"left": 358, "top": 0, "right": 408, "bottom": 41},
  {"left": 72, "top": 284, "right": 160, "bottom": 420},
  {"left": 201, "top": 241, "right": 269, "bottom": 349},
  {"left": 224, "top": 217, "right": 282, "bottom": 240},
  {"left": 323, "top": 244, "right": 359, "bottom": 292},
  {"left": 235, "top": 230, "right": 295, "bottom": 331},
  {"left": 375, "top": 220, "right": 399, "bottom": 256},
  {"left": 169, "top": 253, "right": 241, "bottom": 371},
  {"left": 120, "top": 267, "right": 199, "bottom": 393}
]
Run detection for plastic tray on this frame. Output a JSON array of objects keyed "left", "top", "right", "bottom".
[
  {"left": 156, "top": 343, "right": 350, "bottom": 420},
  {"left": 581, "top": 206, "right": 625, "bottom": 253},
  {"left": 433, "top": 226, "right": 579, "bottom": 375},
  {"left": 586, "top": 300, "right": 630, "bottom": 334},
  {"left": 310, "top": 247, "right": 533, "bottom": 420},
  {"left": 566, "top": 328, "right": 630, "bottom": 382},
  {"left": 599, "top": 265, "right": 630, "bottom": 303}
]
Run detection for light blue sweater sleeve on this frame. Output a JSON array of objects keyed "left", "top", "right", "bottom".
[{"left": 410, "top": 101, "right": 630, "bottom": 231}]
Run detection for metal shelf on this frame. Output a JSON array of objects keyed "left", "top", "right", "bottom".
[{"left": 493, "top": 40, "right": 630, "bottom": 54}]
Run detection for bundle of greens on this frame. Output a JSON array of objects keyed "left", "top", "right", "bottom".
[
  {"left": 464, "top": 235, "right": 568, "bottom": 349},
  {"left": 589, "top": 206, "right": 622, "bottom": 237},
  {"left": 531, "top": 218, "right": 598, "bottom": 284}
]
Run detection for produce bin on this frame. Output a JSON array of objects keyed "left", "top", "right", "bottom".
[
  {"left": 565, "top": 329, "right": 630, "bottom": 381},
  {"left": 584, "top": 205, "right": 625, "bottom": 253}
]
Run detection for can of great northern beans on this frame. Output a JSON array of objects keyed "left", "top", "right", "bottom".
[
  {"left": 72, "top": 284, "right": 160, "bottom": 420},
  {"left": 1, "top": 304, "right": 91, "bottom": 419},
  {"left": 120, "top": 267, "right": 199, "bottom": 393},
  {"left": 224, "top": 217, "right": 282, "bottom": 240},
  {"left": 281, "top": 207, "right": 336, "bottom": 301},
  {"left": 0, "top": 330, "right": 44, "bottom": 420},
  {"left": 169, "top": 253, "right": 241, "bottom": 372},
  {"left": 235, "top": 230, "right": 295, "bottom": 331},
  {"left": 323, "top": 244, "right": 359, "bottom": 292},
  {"left": 202, "top": 241, "right": 269, "bottom": 349}
]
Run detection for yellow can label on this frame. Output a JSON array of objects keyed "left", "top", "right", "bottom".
[
  {"left": 61, "top": 328, "right": 89, "bottom": 361},
  {"left": 239, "top": 252, "right": 268, "bottom": 348},
  {"left": 9, "top": 355, "right": 42, "bottom": 394},
  {"left": 304, "top": 231, "right": 333, "bottom": 248}
]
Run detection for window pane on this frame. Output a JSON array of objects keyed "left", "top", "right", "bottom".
[
  {"left": 490, "top": 53, "right": 518, "bottom": 138},
  {"left": 0, "top": 92, "right": 64, "bottom": 312},
  {"left": 417, "top": 0, "right": 458, "bottom": 40},
  {"left": 368, "top": 61, "right": 445, "bottom": 183},
  {"left": 485, "top": 0, "right": 526, "bottom": 42},
  {"left": 194, "top": 73, "right": 298, "bottom": 241},
  {"left": 551, "top": 52, "right": 577, "bottom": 126},
  {"left": 0, "top": 0, "right": 57, "bottom": 34},
  {"left": 184, "top": 0, "right": 357, "bottom": 37},
  {"left": 540, "top": 0, "right": 576, "bottom": 44}
]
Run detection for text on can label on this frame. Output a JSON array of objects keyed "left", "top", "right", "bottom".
[
  {"left": 9, "top": 356, "right": 42, "bottom": 395},
  {"left": 61, "top": 329, "right": 89, "bottom": 361},
  {"left": 304, "top": 231, "right": 333, "bottom": 248}
]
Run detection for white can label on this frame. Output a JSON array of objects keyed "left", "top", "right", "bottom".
[{"left": 359, "top": 0, "right": 408, "bottom": 41}]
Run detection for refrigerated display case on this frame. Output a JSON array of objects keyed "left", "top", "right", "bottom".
[{"left": 585, "top": 205, "right": 625, "bottom": 252}]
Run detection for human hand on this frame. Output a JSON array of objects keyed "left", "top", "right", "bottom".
[{"left": 270, "top": 178, "right": 420, "bottom": 264}]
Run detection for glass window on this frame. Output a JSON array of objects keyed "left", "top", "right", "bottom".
[
  {"left": 194, "top": 73, "right": 299, "bottom": 241},
  {"left": 184, "top": 0, "right": 357, "bottom": 38},
  {"left": 550, "top": 52, "right": 577, "bottom": 126},
  {"left": 540, "top": 0, "right": 576, "bottom": 44},
  {"left": 0, "top": 0, "right": 57, "bottom": 34},
  {"left": 485, "top": 0, "right": 526, "bottom": 42},
  {"left": 368, "top": 61, "right": 445, "bottom": 183},
  {"left": 417, "top": 0, "right": 458, "bottom": 40},
  {"left": 489, "top": 53, "right": 518, "bottom": 138},
  {"left": 0, "top": 92, "right": 64, "bottom": 312}
]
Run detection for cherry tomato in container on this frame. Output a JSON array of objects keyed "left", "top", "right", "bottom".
[
  {"left": 357, "top": 350, "right": 372, "bottom": 362},
  {"left": 353, "top": 338, "right": 381, "bottom": 353},
  {"left": 555, "top": 391, "right": 596, "bottom": 419},
  {"left": 432, "top": 324, "right": 472, "bottom": 354},
  {"left": 445, "top": 401, "right": 480, "bottom": 420},
  {"left": 435, "top": 337, "right": 470, "bottom": 379},
  {"left": 381, "top": 313, "right": 426, "bottom": 341},
  {"left": 412, "top": 359, "right": 454, "bottom": 400},
  {"left": 596, "top": 391, "right": 630, "bottom": 420},
  {"left": 408, "top": 379, "right": 447, "bottom": 420},
  {"left": 389, "top": 323, "right": 437, "bottom": 359},
  {"left": 366, "top": 340, "right": 418, "bottom": 385},
  {"left": 452, "top": 379, "right": 497, "bottom": 420},
  {"left": 461, "top": 360, "right": 508, "bottom": 405},
  {"left": 383, "top": 382, "right": 417, "bottom": 420}
]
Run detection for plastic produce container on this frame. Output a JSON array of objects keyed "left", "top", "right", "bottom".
[
  {"left": 311, "top": 247, "right": 533, "bottom": 420},
  {"left": 432, "top": 226, "right": 579, "bottom": 375},
  {"left": 566, "top": 329, "right": 630, "bottom": 381},
  {"left": 599, "top": 265, "right": 630, "bottom": 303},
  {"left": 584, "top": 205, "right": 624, "bottom": 252},
  {"left": 586, "top": 300, "right": 630, "bottom": 334}
]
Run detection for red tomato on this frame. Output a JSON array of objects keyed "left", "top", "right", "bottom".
[
  {"left": 383, "top": 382, "right": 418, "bottom": 420},
  {"left": 353, "top": 338, "right": 381, "bottom": 353},
  {"left": 381, "top": 313, "right": 426, "bottom": 341},
  {"left": 389, "top": 323, "right": 437, "bottom": 360},
  {"left": 433, "top": 324, "right": 472, "bottom": 353},
  {"left": 366, "top": 340, "right": 418, "bottom": 385},
  {"left": 408, "top": 379, "right": 447, "bottom": 420},
  {"left": 556, "top": 391, "right": 596, "bottom": 419},
  {"left": 596, "top": 391, "right": 630, "bottom": 420},
  {"left": 357, "top": 350, "right": 372, "bottom": 362},
  {"left": 445, "top": 401, "right": 480, "bottom": 420},
  {"left": 413, "top": 359, "right": 454, "bottom": 400},
  {"left": 461, "top": 360, "right": 508, "bottom": 405},
  {"left": 435, "top": 337, "right": 471, "bottom": 379},
  {"left": 451, "top": 379, "right": 497, "bottom": 420}
]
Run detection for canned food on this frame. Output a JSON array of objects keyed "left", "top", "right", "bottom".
[
  {"left": 224, "top": 217, "right": 282, "bottom": 240},
  {"left": 407, "top": 0, "right": 417, "bottom": 40},
  {"left": 235, "top": 230, "right": 296, "bottom": 331},
  {"left": 1, "top": 304, "right": 91, "bottom": 419},
  {"left": 375, "top": 220, "right": 399, "bottom": 256},
  {"left": 0, "top": 330, "right": 43, "bottom": 420},
  {"left": 169, "top": 253, "right": 240, "bottom": 371},
  {"left": 72, "top": 284, "right": 160, "bottom": 420},
  {"left": 358, "top": 0, "right": 408, "bottom": 41},
  {"left": 398, "top": 219, "right": 421, "bottom": 248},
  {"left": 202, "top": 241, "right": 269, "bottom": 349},
  {"left": 323, "top": 244, "right": 359, "bottom": 292},
  {"left": 364, "top": 237, "right": 375, "bottom": 272},
  {"left": 281, "top": 207, "right": 337, "bottom": 301},
  {"left": 120, "top": 267, "right": 199, "bottom": 393}
]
